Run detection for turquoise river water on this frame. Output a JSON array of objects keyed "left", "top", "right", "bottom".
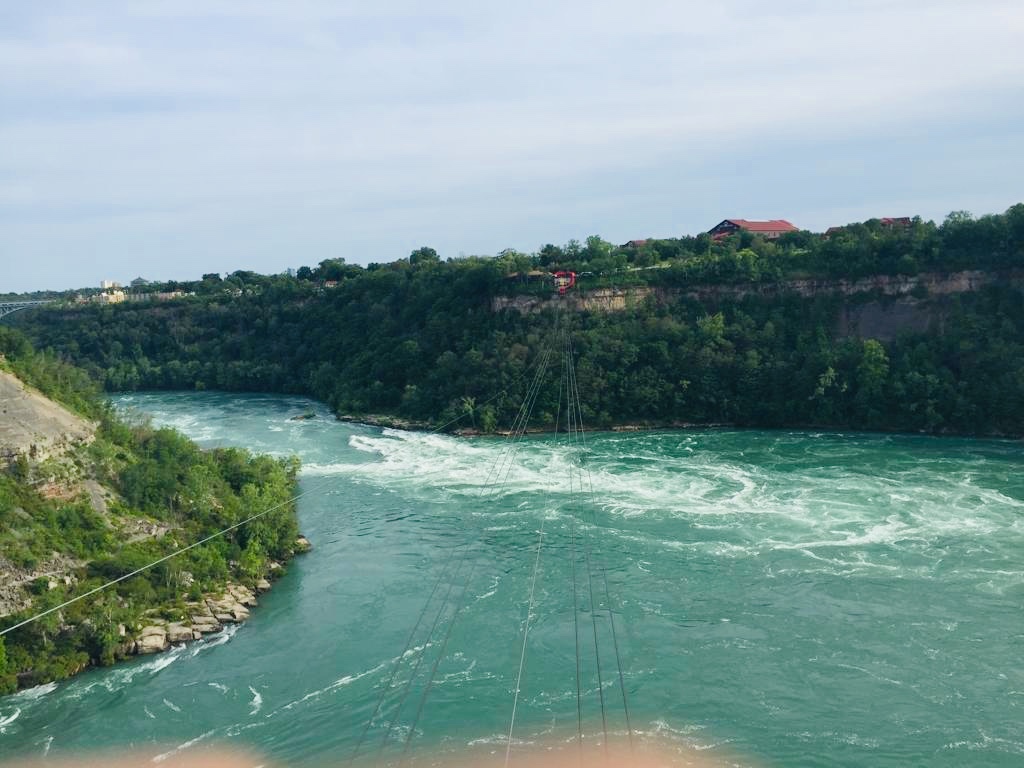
[{"left": 1, "top": 392, "right": 1022, "bottom": 766}]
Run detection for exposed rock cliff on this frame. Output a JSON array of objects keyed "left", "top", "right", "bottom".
[
  {"left": 0, "top": 369, "right": 95, "bottom": 464},
  {"left": 492, "top": 270, "right": 1024, "bottom": 342}
]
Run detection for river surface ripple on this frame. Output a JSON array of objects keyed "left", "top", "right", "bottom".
[{"left": 1, "top": 392, "right": 1022, "bottom": 767}]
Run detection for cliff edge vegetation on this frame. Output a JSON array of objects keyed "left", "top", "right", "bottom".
[{"left": 0, "top": 328, "right": 301, "bottom": 694}]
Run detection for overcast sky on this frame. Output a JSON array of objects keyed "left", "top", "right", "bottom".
[{"left": 2, "top": 0, "right": 1023, "bottom": 292}]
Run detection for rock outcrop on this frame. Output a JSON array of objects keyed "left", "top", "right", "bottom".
[
  {"left": 492, "top": 269, "right": 1024, "bottom": 317},
  {"left": 130, "top": 580, "right": 278, "bottom": 655},
  {"left": 136, "top": 624, "right": 169, "bottom": 654},
  {"left": 0, "top": 369, "right": 96, "bottom": 465},
  {"left": 166, "top": 622, "right": 193, "bottom": 644}
]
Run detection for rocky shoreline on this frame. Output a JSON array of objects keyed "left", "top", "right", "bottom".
[
  {"left": 335, "top": 411, "right": 730, "bottom": 436},
  {"left": 125, "top": 535, "right": 311, "bottom": 658},
  {"left": 129, "top": 582, "right": 262, "bottom": 655}
]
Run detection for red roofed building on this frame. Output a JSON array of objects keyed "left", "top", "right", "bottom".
[{"left": 708, "top": 219, "right": 798, "bottom": 240}]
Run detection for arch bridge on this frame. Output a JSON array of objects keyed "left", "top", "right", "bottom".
[{"left": 0, "top": 300, "right": 52, "bottom": 319}]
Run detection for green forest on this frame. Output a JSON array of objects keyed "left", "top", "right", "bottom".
[
  {"left": 0, "top": 328, "right": 300, "bottom": 693},
  {"left": 11, "top": 205, "right": 1024, "bottom": 437}
]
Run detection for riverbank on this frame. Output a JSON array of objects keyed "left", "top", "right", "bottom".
[
  {"left": 2, "top": 536, "right": 312, "bottom": 694},
  {"left": 126, "top": 535, "right": 310, "bottom": 657},
  {"left": 335, "top": 410, "right": 735, "bottom": 436},
  {"left": 335, "top": 408, "right": 1024, "bottom": 440}
]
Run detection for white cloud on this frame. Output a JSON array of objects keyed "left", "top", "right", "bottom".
[{"left": 1, "top": 1, "right": 1023, "bottom": 290}]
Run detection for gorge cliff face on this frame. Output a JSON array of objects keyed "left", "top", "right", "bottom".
[{"left": 492, "top": 270, "right": 1024, "bottom": 342}]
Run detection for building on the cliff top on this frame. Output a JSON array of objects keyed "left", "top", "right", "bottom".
[
  {"left": 94, "top": 290, "right": 126, "bottom": 304},
  {"left": 708, "top": 219, "right": 798, "bottom": 240}
]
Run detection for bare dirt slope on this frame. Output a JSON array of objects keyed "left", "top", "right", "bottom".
[{"left": 0, "top": 368, "right": 95, "bottom": 462}]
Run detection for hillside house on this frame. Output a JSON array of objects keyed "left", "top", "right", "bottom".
[{"left": 708, "top": 219, "right": 798, "bottom": 240}]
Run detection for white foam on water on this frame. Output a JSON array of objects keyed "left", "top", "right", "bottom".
[
  {"left": 60, "top": 646, "right": 189, "bottom": 702},
  {"left": 467, "top": 733, "right": 534, "bottom": 747},
  {"left": 647, "top": 719, "right": 707, "bottom": 737},
  {"left": 290, "top": 426, "right": 1024, "bottom": 584},
  {"left": 208, "top": 682, "right": 229, "bottom": 693},
  {"left": 152, "top": 728, "right": 219, "bottom": 763},
  {"left": 5, "top": 681, "right": 57, "bottom": 702},
  {"left": 248, "top": 686, "right": 263, "bottom": 715},
  {"left": 268, "top": 660, "right": 389, "bottom": 718},
  {"left": 941, "top": 731, "right": 1024, "bottom": 755},
  {"left": 402, "top": 642, "right": 430, "bottom": 659},
  {"left": 768, "top": 517, "right": 915, "bottom": 550},
  {"left": 314, "top": 430, "right": 572, "bottom": 501},
  {"left": 191, "top": 623, "right": 239, "bottom": 655},
  {"left": 147, "top": 647, "right": 185, "bottom": 674},
  {"left": 0, "top": 707, "right": 21, "bottom": 730},
  {"left": 474, "top": 573, "right": 501, "bottom": 602},
  {"left": 162, "top": 698, "right": 181, "bottom": 713},
  {"left": 265, "top": 640, "right": 435, "bottom": 721}
]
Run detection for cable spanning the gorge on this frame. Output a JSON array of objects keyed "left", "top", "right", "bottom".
[
  {"left": 348, "top": 547, "right": 463, "bottom": 764},
  {"left": 566, "top": 332, "right": 609, "bottom": 755},
  {"left": 502, "top": 351, "right": 565, "bottom": 768},
  {"left": 352, "top": 337, "right": 559, "bottom": 766},
  {"left": 500, "top": 328, "right": 635, "bottom": 766},
  {"left": 566, "top": 333, "right": 635, "bottom": 755}
]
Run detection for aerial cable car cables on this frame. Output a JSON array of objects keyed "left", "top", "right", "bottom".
[
  {"left": 503, "top": 349, "right": 565, "bottom": 767},
  {"left": 348, "top": 546, "right": 463, "bottom": 764},
  {"left": 483, "top": 347, "right": 556, "bottom": 498},
  {"left": 356, "top": 338, "right": 558, "bottom": 764},
  {"left": 355, "top": 305, "right": 635, "bottom": 766},
  {"left": 374, "top": 555, "right": 470, "bottom": 765},
  {"left": 566, "top": 334, "right": 635, "bottom": 756},
  {"left": 503, "top": 324, "right": 637, "bottom": 766},
  {"left": 561, "top": 332, "right": 585, "bottom": 759},
  {"left": 398, "top": 557, "right": 481, "bottom": 767},
  {"left": 565, "top": 333, "right": 610, "bottom": 756},
  {"left": 393, "top": 347, "right": 554, "bottom": 761}
]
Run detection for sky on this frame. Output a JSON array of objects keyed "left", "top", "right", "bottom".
[{"left": 2, "top": 0, "right": 1023, "bottom": 293}]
